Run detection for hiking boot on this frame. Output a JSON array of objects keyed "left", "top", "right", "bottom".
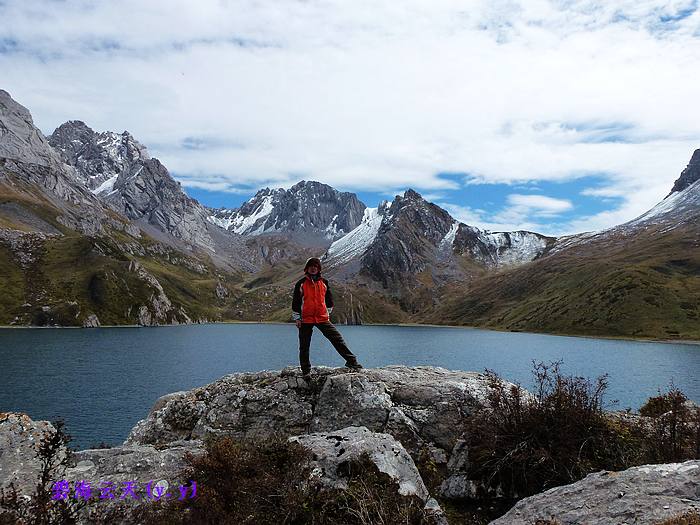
[
  {"left": 301, "top": 369, "right": 312, "bottom": 382},
  {"left": 345, "top": 361, "right": 363, "bottom": 370}
]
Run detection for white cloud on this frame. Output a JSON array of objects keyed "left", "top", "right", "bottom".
[
  {"left": 1, "top": 0, "right": 700, "bottom": 234},
  {"left": 506, "top": 194, "right": 573, "bottom": 215}
]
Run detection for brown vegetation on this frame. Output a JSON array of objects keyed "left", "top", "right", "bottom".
[{"left": 136, "top": 435, "right": 429, "bottom": 525}]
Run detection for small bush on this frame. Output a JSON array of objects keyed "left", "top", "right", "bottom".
[
  {"left": 464, "top": 361, "right": 642, "bottom": 499},
  {"left": 136, "top": 435, "right": 429, "bottom": 524},
  {"left": 640, "top": 386, "right": 700, "bottom": 463}
]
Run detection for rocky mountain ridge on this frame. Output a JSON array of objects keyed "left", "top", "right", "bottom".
[
  {"left": 0, "top": 90, "right": 262, "bottom": 326},
  {"left": 48, "top": 120, "right": 150, "bottom": 191},
  {"left": 669, "top": 148, "right": 700, "bottom": 195},
  {"left": 0, "top": 90, "right": 122, "bottom": 237},
  {"left": 48, "top": 119, "right": 225, "bottom": 254},
  {"left": 1, "top": 88, "right": 698, "bottom": 338},
  {"left": 207, "top": 180, "right": 367, "bottom": 245}
]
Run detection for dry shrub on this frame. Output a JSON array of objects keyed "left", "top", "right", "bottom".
[
  {"left": 136, "top": 435, "right": 429, "bottom": 525},
  {"left": 464, "top": 361, "right": 642, "bottom": 499},
  {"left": 656, "top": 511, "right": 700, "bottom": 525},
  {"left": 640, "top": 386, "right": 700, "bottom": 463}
]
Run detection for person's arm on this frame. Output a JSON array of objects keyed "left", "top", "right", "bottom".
[
  {"left": 324, "top": 278, "right": 334, "bottom": 315},
  {"left": 292, "top": 280, "right": 303, "bottom": 322}
]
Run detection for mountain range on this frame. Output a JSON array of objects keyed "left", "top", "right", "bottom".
[{"left": 0, "top": 89, "right": 697, "bottom": 339}]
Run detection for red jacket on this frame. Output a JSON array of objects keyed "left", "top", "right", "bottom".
[{"left": 292, "top": 274, "right": 334, "bottom": 324}]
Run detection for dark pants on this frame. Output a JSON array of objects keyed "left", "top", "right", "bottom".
[{"left": 298, "top": 322, "right": 358, "bottom": 373}]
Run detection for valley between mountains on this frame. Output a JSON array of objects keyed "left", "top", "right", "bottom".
[{"left": 1, "top": 89, "right": 698, "bottom": 340}]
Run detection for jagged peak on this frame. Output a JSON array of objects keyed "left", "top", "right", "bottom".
[
  {"left": 403, "top": 188, "right": 423, "bottom": 200},
  {"left": 0, "top": 89, "right": 70, "bottom": 170},
  {"left": 52, "top": 120, "right": 94, "bottom": 135},
  {"left": 0, "top": 89, "right": 35, "bottom": 128},
  {"left": 289, "top": 180, "right": 338, "bottom": 195},
  {"left": 667, "top": 148, "right": 700, "bottom": 196}
]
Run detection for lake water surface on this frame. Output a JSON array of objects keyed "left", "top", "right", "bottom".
[{"left": 1, "top": 323, "right": 698, "bottom": 449}]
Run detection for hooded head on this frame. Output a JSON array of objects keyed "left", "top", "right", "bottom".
[{"left": 304, "top": 257, "right": 322, "bottom": 274}]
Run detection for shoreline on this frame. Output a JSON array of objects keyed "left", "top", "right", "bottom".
[{"left": 0, "top": 320, "right": 698, "bottom": 346}]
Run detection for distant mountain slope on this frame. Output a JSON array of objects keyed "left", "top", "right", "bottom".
[
  {"left": 207, "top": 181, "right": 366, "bottom": 246},
  {"left": 49, "top": 120, "right": 232, "bottom": 255},
  {"left": 323, "top": 189, "right": 553, "bottom": 290},
  {"left": 430, "top": 153, "right": 700, "bottom": 340},
  {"left": 48, "top": 120, "right": 150, "bottom": 191},
  {"left": 4, "top": 88, "right": 698, "bottom": 338},
  {"left": 0, "top": 89, "right": 279, "bottom": 326}
]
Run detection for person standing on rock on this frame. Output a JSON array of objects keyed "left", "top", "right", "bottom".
[{"left": 292, "top": 257, "right": 363, "bottom": 381}]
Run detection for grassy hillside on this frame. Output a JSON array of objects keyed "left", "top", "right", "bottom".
[{"left": 430, "top": 227, "right": 700, "bottom": 340}]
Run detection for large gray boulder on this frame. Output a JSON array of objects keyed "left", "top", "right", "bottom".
[
  {"left": 490, "top": 460, "right": 700, "bottom": 525},
  {"left": 125, "top": 365, "right": 495, "bottom": 460},
  {"left": 290, "top": 425, "right": 429, "bottom": 500},
  {"left": 0, "top": 412, "right": 64, "bottom": 492},
  {"left": 290, "top": 425, "right": 447, "bottom": 524},
  {"left": 63, "top": 442, "right": 203, "bottom": 524}
]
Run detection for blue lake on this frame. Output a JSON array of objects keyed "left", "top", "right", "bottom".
[{"left": 1, "top": 323, "right": 698, "bottom": 449}]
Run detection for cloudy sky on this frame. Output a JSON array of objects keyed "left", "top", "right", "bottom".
[{"left": 2, "top": 0, "right": 700, "bottom": 236}]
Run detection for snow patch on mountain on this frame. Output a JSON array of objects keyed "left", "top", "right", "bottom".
[
  {"left": 325, "top": 206, "right": 384, "bottom": 264},
  {"left": 207, "top": 209, "right": 236, "bottom": 230},
  {"left": 233, "top": 194, "right": 274, "bottom": 234},
  {"left": 481, "top": 231, "right": 550, "bottom": 267},
  {"left": 439, "top": 221, "right": 459, "bottom": 251},
  {"left": 92, "top": 174, "right": 118, "bottom": 195},
  {"left": 628, "top": 179, "right": 699, "bottom": 227},
  {"left": 207, "top": 195, "right": 276, "bottom": 235}
]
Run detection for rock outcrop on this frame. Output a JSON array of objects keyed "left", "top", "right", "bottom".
[
  {"left": 0, "top": 413, "right": 61, "bottom": 493},
  {"left": 669, "top": 148, "right": 700, "bottom": 195},
  {"left": 491, "top": 461, "right": 700, "bottom": 525},
  {"left": 2, "top": 367, "right": 700, "bottom": 525},
  {"left": 289, "top": 425, "right": 446, "bottom": 522},
  {"left": 125, "top": 365, "right": 493, "bottom": 458},
  {"left": 290, "top": 425, "right": 429, "bottom": 500}
]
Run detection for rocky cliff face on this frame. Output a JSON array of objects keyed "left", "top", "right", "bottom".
[
  {"left": 49, "top": 120, "right": 219, "bottom": 252},
  {"left": 48, "top": 120, "right": 150, "bottom": 191},
  {"left": 102, "top": 158, "right": 217, "bottom": 252},
  {"left": 0, "top": 90, "right": 119, "bottom": 236},
  {"left": 360, "top": 189, "right": 457, "bottom": 289},
  {"left": 0, "top": 90, "right": 71, "bottom": 173},
  {"left": 669, "top": 148, "right": 700, "bottom": 195},
  {"left": 208, "top": 180, "right": 366, "bottom": 244}
]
